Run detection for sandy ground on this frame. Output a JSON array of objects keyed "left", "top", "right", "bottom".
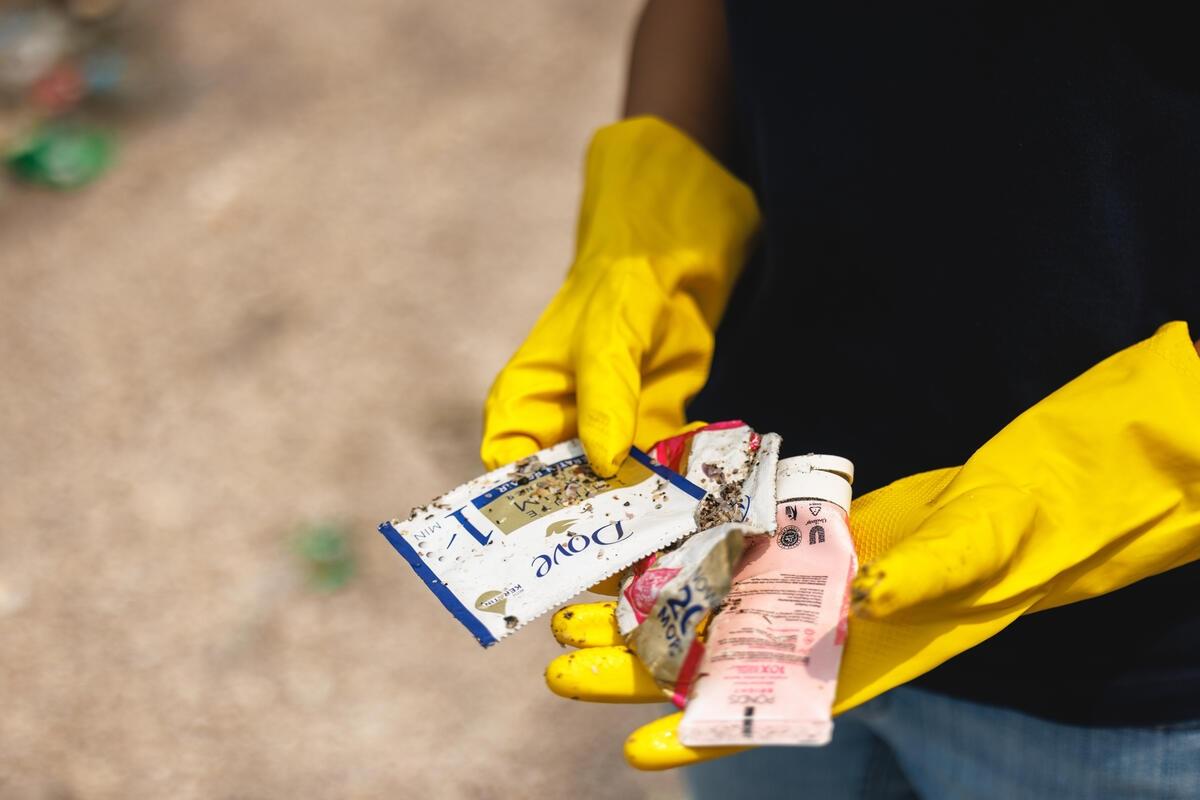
[{"left": 0, "top": 1, "right": 685, "bottom": 797}]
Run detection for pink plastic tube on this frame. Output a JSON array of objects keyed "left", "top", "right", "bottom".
[{"left": 679, "top": 454, "right": 857, "bottom": 747}]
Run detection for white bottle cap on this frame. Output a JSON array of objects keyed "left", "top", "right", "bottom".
[{"left": 776, "top": 454, "right": 855, "bottom": 512}]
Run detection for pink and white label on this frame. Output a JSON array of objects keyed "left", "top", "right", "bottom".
[
  {"left": 622, "top": 556, "right": 682, "bottom": 624},
  {"left": 679, "top": 498, "right": 857, "bottom": 746}
]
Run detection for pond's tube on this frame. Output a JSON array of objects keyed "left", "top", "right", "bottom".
[{"left": 679, "top": 454, "right": 856, "bottom": 747}]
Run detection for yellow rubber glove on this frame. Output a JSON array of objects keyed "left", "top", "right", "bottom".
[
  {"left": 480, "top": 117, "right": 760, "bottom": 476},
  {"left": 847, "top": 320, "right": 1200, "bottom": 687},
  {"left": 547, "top": 321, "right": 1200, "bottom": 770}
]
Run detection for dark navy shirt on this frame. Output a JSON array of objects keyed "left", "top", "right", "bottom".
[{"left": 690, "top": 2, "right": 1200, "bottom": 725}]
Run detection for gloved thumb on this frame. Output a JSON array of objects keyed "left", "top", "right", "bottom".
[{"left": 852, "top": 485, "right": 1038, "bottom": 619}]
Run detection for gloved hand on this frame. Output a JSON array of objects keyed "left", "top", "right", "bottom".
[
  {"left": 851, "top": 319, "right": 1200, "bottom": 623},
  {"left": 480, "top": 116, "right": 760, "bottom": 477},
  {"left": 546, "top": 467, "right": 960, "bottom": 769},
  {"left": 547, "top": 321, "right": 1200, "bottom": 770}
]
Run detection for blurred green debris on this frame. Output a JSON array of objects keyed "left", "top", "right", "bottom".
[
  {"left": 7, "top": 122, "right": 113, "bottom": 188},
  {"left": 294, "top": 522, "right": 356, "bottom": 591}
]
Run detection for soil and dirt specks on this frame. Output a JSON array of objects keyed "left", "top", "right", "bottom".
[
  {"left": 693, "top": 447, "right": 757, "bottom": 531},
  {"left": 701, "top": 462, "right": 727, "bottom": 484},
  {"left": 0, "top": 1, "right": 677, "bottom": 798},
  {"left": 694, "top": 477, "right": 747, "bottom": 530}
]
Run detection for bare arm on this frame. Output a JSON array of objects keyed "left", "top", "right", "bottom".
[{"left": 623, "top": 0, "right": 734, "bottom": 161}]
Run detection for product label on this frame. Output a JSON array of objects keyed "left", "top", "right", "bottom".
[
  {"left": 474, "top": 454, "right": 652, "bottom": 534},
  {"left": 379, "top": 440, "right": 707, "bottom": 647},
  {"left": 679, "top": 497, "right": 858, "bottom": 746},
  {"left": 615, "top": 431, "right": 782, "bottom": 706},
  {"left": 626, "top": 524, "right": 751, "bottom": 703}
]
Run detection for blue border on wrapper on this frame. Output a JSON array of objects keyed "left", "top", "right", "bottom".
[
  {"left": 377, "top": 521, "right": 498, "bottom": 647},
  {"left": 629, "top": 447, "right": 706, "bottom": 500},
  {"left": 377, "top": 446, "right": 703, "bottom": 649}
]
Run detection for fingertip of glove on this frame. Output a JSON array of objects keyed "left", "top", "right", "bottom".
[
  {"left": 544, "top": 646, "right": 663, "bottom": 703},
  {"left": 584, "top": 443, "right": 627, "bottom": 479},
  {"left": 550, "top": 602, "right": 621, "bottom": 648},
  {"left": 543, "top": 651, "right": 581, "bottom": 700},
  {"left": 624, "top": 713, "right": 745, "bottom": 770},
  {"left": 479, "top": 435, "right": 541, "bottom": 471},
  {"left": 578, "top": 410, "right": 632, "bottom": 478},
  {"left": 623, "top": 712, "right": 684, "bottom": 770}
]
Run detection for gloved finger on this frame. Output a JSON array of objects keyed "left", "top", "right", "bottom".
[
  {"left": 852, "top": 485, "right": 1038, "bottom": 619},
  {"left": 575, "top": 259, "right": 662, "bottom": 477},
  {"left": 632, "top": 299, "right": 714, "bottom": 450},
  {"left": 479, "top": 433, "right": 544, "bottom": 471},
  {"left": 588, "top": 573, "right": 624, "bottom": 597},
  {"left": 545, "top": 645, "right": 665, "bottom": 703},
  {"left": 624, "top": 712, "right": 746, "bottom": 770},
  {"left": 550, "top": 602, "right": 621, "bottom": 648},
  {"left": 481, "top": 333, "right": 578, "bottom": 470}
]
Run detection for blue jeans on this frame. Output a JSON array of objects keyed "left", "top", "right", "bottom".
[{"left": 683, "top": 686, "right": 1200, "bottom": 799}]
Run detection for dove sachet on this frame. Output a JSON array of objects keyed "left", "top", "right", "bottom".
[{"left": 379, "top": 431, "right": 760, "bottom": 647}]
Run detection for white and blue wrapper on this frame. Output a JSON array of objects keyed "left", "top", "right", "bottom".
[{"left": 379, "top": 440, "right": 707, "bottom": 647}]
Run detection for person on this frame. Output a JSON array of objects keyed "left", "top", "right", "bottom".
[{"left": 481, "top": 2, "right": 1200, "bottom": 797}]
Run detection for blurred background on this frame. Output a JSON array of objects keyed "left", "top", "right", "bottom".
[{"left": 0, "top": 0, "right": 684, "bottom": 797}]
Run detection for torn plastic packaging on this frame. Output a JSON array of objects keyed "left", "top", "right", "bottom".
[{"left": 378, "top": 422, "right": 768, "bottom": 647}]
